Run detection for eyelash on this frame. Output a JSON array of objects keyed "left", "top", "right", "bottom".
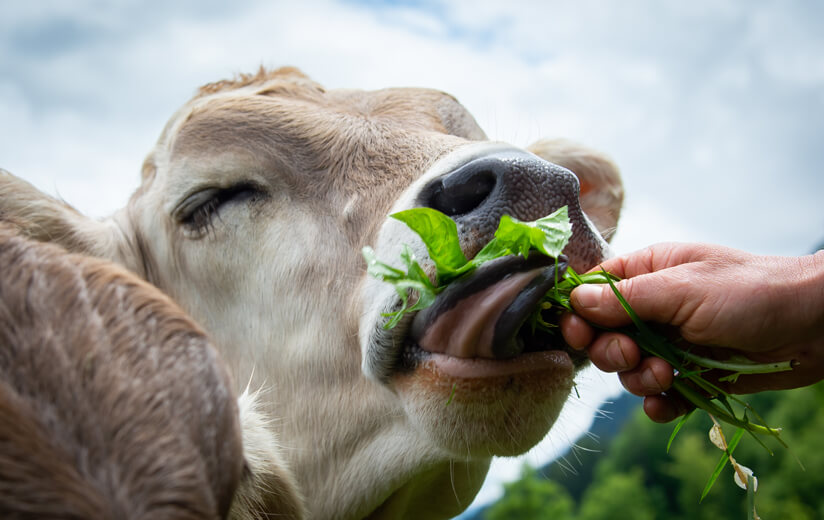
[
  {"left": 181, "top": 184, "right": 261, "bottom": 235},
  {"left": 188, "top": 198, "right": 221, "bottom": 234}
]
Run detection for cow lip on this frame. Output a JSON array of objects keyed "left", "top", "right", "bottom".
[
  {"left": 405, "top": 254, "right": 580, "bottom": 368},
  {"left": 410, "top": 349, "right": 575, "bottom": 380}
]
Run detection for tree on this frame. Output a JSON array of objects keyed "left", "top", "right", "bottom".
[
  {"left": 662, "top": 430, "right": 730, "bottom": 520},
  {"left": 485, "top": 464, "right": 574, "bottom": 520},
  {"left": 577, "top": 467, "right": 656, "bottom": 520},
  {"left": 480, "top": 381, "right": 824, "bottom": 519}
]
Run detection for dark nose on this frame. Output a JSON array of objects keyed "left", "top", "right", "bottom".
[
  {"left": 422, "top": 160, "right": 498, "bottom": 217},
  {"left": 417, "top": 150, "right": 605, "bottom": 271}
]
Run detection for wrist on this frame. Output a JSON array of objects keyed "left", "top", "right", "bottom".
[{"left": 792, "top": 252, "right": 824, "bottom": 340}]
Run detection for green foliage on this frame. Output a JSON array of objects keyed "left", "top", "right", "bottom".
[
  {"left": 485, "top": 465, "right": 574, "bottom": 520},
  {"left": 662, "top": 432, "right": 727, "bottom": 518},
  {"left": 389, "top": 207, "right": 468, "bottom": 279},
  {"left": 481, "top": 382, "right": 824, "bottom": 519},
  {"left": 577, "top": 468, "right": 655, "bottom": 520},
  {"left": 362, "top": 206, "right": 573, "bottom": 328},
  {"left": 493, "top": 209, "right": 572, "bottom": 259}
]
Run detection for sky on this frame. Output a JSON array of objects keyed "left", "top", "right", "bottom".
[{"left": 2, "top": 0, "right": 823, "bottom": 513}]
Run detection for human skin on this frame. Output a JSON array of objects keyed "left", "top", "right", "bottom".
[{"left": 560, "top": 242, "right": 824, "bottom": 422}]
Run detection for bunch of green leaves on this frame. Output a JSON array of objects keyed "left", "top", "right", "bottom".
[
  {"left": 362, "top": 205, "right": 575, "bottom": 329},
  {"left": 362, "top": 206, "right": 794, "bottom": 508}
]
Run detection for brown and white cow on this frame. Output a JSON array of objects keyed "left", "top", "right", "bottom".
[{"left": 0, "top": 67, "right": 623, "bottom": 519}]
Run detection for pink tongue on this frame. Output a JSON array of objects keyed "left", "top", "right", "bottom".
[{"left": 417, "top": 270, "right": 538, "bottom": 359}]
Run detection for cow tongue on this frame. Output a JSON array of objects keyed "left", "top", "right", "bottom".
[
  {"left": 410, "top": 255, "right": 567, "bottom": 360},
  {"left": 415, "top": 271, "right": 537, "bottom": 358}
]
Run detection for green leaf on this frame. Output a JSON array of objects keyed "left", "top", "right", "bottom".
[
  {"left": 667, "top": 409, "right": 695, "bottom": 453},
  {"left": 466, "top": 237, "right": 510, "bottom": 267},
  {"left": 701, "top": 449, "right": 729, "bottom": 502},
  {"left": 728, "top": 427, "right": 745, "bottom": 454},
  {"left": 494, "top": 206, "right": 573, "bottom": 259},
  {"left": 454, "top": 238, "right": 512, "bottom": 280},
  {"left": 362, "top": 246, "right": 406, "bottom": 281},
  {"left": 700, "top": 427, "right": 745, "bottom": 502},
  {"left": 747, "top": 474, "right": 757, "bottom": 520},
  {"left": 390, "top": 208, "right": 468, "bottom": 280},
  {"left": 362, "top": 245, "right": 439, "bottom": 330}
]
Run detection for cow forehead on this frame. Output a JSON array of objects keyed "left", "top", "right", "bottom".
[
  {"left": 161, "top": 83, "right": 483, "bottom": 203},
  {"left": 171, "top": 86, "right": 480, "bottom": 158}
]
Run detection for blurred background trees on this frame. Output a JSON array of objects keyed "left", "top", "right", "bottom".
[{"left": 478, "top": 381, "right": 824, "bottom": 519}]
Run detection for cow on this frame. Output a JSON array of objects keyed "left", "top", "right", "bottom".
[
  {"left": 0, "top": 66, "right": 623, "bottom": 519},
  {"left": 0, "top": 224, "right": 246, "bottom": 519}
]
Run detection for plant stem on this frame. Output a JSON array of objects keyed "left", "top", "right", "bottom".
[
  {"left": 679, "top": 350, "right": 794, "bottom": 376},
  {"left": 671, "top": 379, "right": 781, "bottom": 438}
]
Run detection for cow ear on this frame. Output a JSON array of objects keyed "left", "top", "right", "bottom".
[
  {"left": 527, "top": 139, "right": 624, "bottom": 242},
  {"left": 0, "top": 169, "right": 142, "bottom": 274}
]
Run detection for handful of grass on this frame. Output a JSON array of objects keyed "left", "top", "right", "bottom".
[{"left": 363, "top": 206, "right": 794, "bottom": 504}]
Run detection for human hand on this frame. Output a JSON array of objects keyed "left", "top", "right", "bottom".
[{"left": 561, "top": 242, "right": 824, "bottom": 422}]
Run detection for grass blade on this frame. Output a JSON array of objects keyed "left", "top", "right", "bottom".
[
  {"left": 747, "top": 474, "right": 757, "bottom": 520},
  {"left": 668, "top": 409, "right": 694, "bottom": 453},
  {"left": 700, "top": 427, "right": 745, "bottom": 502},
  {"left": 701, "top": 449, "right": 730, "bottom": 502},
  {"left": 727, "top": 427, "right": 745, "bottom": 454}
]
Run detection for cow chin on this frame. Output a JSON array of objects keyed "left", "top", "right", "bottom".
[{"left": 392, "top": 353, "right": 576, "bottom": 457}]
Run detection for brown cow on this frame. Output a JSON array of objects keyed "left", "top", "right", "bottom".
[
  {"left": 0, "top": 67, "right": 623, "bottom": 519},
  {"left": 0, "top": 224, "right": 300, "bottom": 519}
]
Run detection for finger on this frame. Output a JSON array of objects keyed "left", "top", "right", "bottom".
[
  {"left": 595, "top": 242, "right": 701, "bottom": 279},
  {"left": 576, "top": 243, "right": 706, "bottom": 327},
  {"left": 568, "top": 282, "right": 637, "bottom": 327},
  {"left": 643, "top": 393, "right": 693, "bottom": 423},
  {"left": 586, "top": 333, "right": 640, "bottom": 372},
  {"left": 559, "top": 313, "right": 594, "bottom": 350},
  {"left": 618, "top": 357, "right": 674, "bottom": 396},
  {"left": 570, "top": 271, "right": 695, "bottom": 328}
]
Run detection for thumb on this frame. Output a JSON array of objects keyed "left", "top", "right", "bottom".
[
  {"left": 569, "top": 283, "right": 635, "bottom": 327},
  {"left": 572, "top": 274, "right": 690, "bottom": 328},
  {"left": 571, "top": 274, "right": 681, "bottom": 327}
]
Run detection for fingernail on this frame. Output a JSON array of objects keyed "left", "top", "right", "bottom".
[
  {"left": 641, "top": 368, "right": 662, "bottom": 393},
  {"left": 572, "top": 284, "right": 603, "bottom": 310},
  {"left": 605, "top": 339, "right": 629, "bottom": 370}
]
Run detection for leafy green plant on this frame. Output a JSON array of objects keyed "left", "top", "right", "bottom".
[
  {"left": 363, "top": 206, "right": 794, "bottom": 508},
  {"left": 362, "top": 206, "right": 575, "bottom": 329}
]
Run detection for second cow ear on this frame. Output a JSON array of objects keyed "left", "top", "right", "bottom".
[
  {"left": 527, "top": 139, "right": 624, "bottom": 242},
  {"left": 0, "top": 169, "right": 144, "bottom": 276}
]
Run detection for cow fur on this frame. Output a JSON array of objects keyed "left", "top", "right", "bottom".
[{"left": 0, "top": 67, "right": 623, "bottom": 519}]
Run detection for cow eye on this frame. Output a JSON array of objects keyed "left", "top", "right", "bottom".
[{"left": 174, "top": 184, "right": 262, "bottom": 235}]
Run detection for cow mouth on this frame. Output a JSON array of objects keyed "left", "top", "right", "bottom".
[{"left": 398, "top": 255, "right": 588, "bottom": 378}]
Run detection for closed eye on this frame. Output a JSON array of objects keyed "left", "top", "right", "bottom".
[{"left": 174, "top": 183, "right": 263, "bottom": 235}]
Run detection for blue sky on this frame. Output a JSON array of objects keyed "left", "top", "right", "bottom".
[
  {"left": 2, "top": 1, "right": 821, "bottom": 256},
  {"left": 2, "top": 0, "right": 823, "bottom": 511}
]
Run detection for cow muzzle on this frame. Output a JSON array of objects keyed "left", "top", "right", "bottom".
[
  {"left": 416, "top": 149, "right": 606, "bottom": 273},
  {"left": 361, "top": 145, "right": 609, "bottom": 383},
  {"left": 400, "top": 149, "right": 603, "bottom": 373}
]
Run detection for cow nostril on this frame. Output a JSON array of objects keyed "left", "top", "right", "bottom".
[{"left": 426, "top": 169, "right": 496, "bottom": 217}]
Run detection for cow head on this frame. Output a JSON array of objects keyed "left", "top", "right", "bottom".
[{"left": 0, "top": 67, "right": 623, "bottom": 519}]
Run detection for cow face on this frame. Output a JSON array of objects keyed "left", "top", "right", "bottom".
[
  {"left": 0, "top": 67, "right": 622, "bottom": 519},
  {"left": 360, "top": 143, "right": 611, "bottom": 458}
]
